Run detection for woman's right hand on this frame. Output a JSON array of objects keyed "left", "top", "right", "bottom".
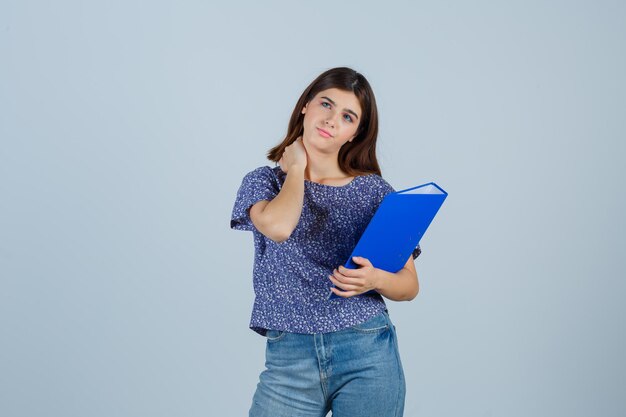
[{"left": 279, "top": 136, "right": 307, "bottom": 173}]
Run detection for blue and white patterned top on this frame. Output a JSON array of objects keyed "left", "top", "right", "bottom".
[{"left": 230, "top": 165, "right": 421, "bottom": 336}]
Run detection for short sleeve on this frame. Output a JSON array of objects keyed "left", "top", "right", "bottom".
[
  {"left": 378, "top": 176, "right": 396, "bottom": 202},
  {"left": 230, "top": 166, "right": 280, "bottom": 232},
  {"left": 411, "top": 244, "right": 422, "bottom": 260}
]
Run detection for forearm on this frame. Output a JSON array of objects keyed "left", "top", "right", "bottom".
[
  {"left": 258, "top": 166, "right": 305, "bottom": 241},
  {"left": 375, "top": 267, "right": 419, "bottom": 301}
]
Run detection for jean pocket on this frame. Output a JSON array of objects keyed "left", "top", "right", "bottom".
[
  {"left": 265, "top": 329, "right": 287, "bottom": 342},
  {"left": 349, "top": 311, "right": 390, "bottom": 334}
]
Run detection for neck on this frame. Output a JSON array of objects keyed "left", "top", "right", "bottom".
[{"left": 304, "top": 151, "right": 347, "bottom": 182}]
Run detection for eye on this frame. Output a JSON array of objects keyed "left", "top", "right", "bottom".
[
  {"left": 321, "top": 101, "right": 331, "bottom": 108},
  {"left": 343, "top": 114, "right": 353, "bottom": 123}
]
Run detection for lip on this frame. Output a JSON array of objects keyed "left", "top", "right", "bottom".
[{"left": 317, "top": 127, "right": 333, "bottom": 138}]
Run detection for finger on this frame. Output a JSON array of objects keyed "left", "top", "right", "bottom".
[
  {"left": 330, "top": 287, "right": 349, "bottom": 297},
  {"left": 330, "top": 287, "right": 358, "bottom": 298},
  {"left": 352, "top": 256, "right": 373, "bottom": 267},
  {"left": 333, "top": 269, "right": 362, "bottom": 285},
  {"left": 329, "top": 275, "right": 359, "bottom": 291},
  {"left": 337, "top": 265, "right": 360, "bottom": 278},
  {"left": 333, "top": 268, "right": 363, "bottom": 284}
]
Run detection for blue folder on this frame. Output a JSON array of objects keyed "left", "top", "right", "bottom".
[{"left": 328, "top": 182, "right": 448, "bottom": 300}]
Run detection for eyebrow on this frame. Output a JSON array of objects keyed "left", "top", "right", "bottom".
[{"left": 321, "top": 96, "right": 359, "bottom": 120}]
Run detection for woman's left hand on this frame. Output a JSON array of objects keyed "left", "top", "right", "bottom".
[{"left": 329, "top": 256, "right": 381, "bottom": 298}]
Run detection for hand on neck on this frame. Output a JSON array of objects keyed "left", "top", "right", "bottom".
[{"left": 301, "top": 136, "right": 352, "bottom": 184}]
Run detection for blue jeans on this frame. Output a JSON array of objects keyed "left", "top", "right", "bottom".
[{"left": 249, "top": 309, "right": 406, "bottom": 417}]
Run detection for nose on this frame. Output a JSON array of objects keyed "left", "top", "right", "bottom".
[{"left": 325, "top": 115, "right": 336, "bottom": 127}]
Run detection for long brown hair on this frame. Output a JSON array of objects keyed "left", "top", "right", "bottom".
[{"left": 267, "top": 67, "right": 381, "bottom": 176}]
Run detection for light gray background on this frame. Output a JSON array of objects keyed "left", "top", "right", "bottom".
[{"left": 1, "top": 1, "right": 625, "bottom": 416}]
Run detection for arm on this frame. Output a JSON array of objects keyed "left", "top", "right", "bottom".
[
  {"left": 374, "top": 255, "right": 419, "bottom": 301},
  {"left": 329, "top": 255, "right": 419, "bottom": 302},
  {"left": 249, "top": 166, "right": 305, "bottom": 243},
  {"left": 249, "top": 136, "right": 308, "bottom": 243}
]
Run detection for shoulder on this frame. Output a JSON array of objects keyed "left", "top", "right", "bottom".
[
  {"left": 242, "top": 165, "right": 283, "bottom": 183},
  {"left": 360, "top": 173, "right": 395, "bottom": 196},
  {"left": 236, "top": 166, "right": 286, "bottom": 199},
  {"left": 243, "top": 165, "right": 277, "bottom": 178}
]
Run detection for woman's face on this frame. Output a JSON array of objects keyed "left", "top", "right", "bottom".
[{"left": 301, "top": 88, "right": 362, "bottom": 157}]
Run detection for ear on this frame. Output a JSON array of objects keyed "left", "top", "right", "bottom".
[{"left": 301, "top": 103, "right": 308, "bottom": 114}]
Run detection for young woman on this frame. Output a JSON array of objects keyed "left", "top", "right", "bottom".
[{"left": 230, "top": 67, "right": 421, "bottom": 417}]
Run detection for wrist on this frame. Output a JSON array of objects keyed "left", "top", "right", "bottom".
[
  {"left": 288, "top": 163, "right": 306, "bottom": 173},
  {"left": 373, "top": 268, "right": 387, "bottom": 291}
]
